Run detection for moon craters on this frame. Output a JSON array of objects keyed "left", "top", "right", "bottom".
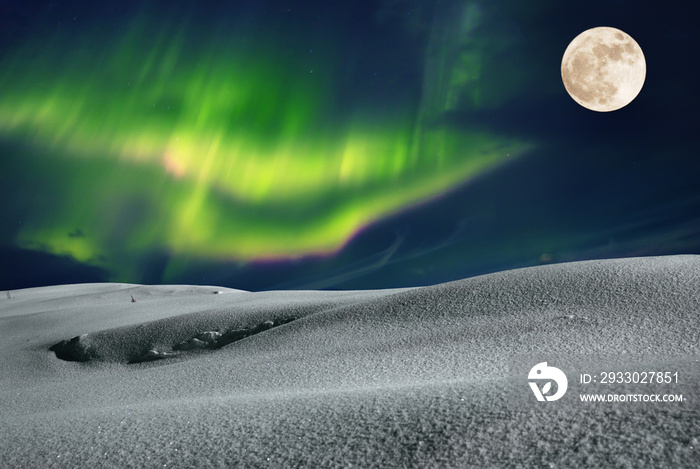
[{"left": 561, "top": 27, "right": 646, "bottom": 112}]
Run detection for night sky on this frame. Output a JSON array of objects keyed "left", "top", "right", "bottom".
[{"left": 1, "top": 0, "right": 699, "bottom": 291}]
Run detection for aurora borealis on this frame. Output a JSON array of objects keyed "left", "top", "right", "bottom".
[
  {"left": 2, "top": 0, "right": 700, "bottom": 290},
  {"left": 0, "top": 0, "right": 526, "bottom": 283}
]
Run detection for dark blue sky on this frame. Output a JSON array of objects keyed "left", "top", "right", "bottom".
[{"left": 1, "top": 0, "right": 699, "bottom": 291}]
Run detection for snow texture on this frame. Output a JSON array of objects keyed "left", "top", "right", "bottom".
[{"left": 1, "top": 256, "right": 699, "bottom": 467}]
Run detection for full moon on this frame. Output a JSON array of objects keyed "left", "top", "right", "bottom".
[{"left": 561, "top": 26, "right": 646, "bottom": 112}]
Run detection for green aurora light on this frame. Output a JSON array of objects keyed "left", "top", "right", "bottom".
[{"left": 0, "top": 7, "right": 529, "bottom": 282}]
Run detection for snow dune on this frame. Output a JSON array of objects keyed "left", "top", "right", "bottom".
[{"left": 1, "top": 256, "right": 698, "bottom": 467}]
